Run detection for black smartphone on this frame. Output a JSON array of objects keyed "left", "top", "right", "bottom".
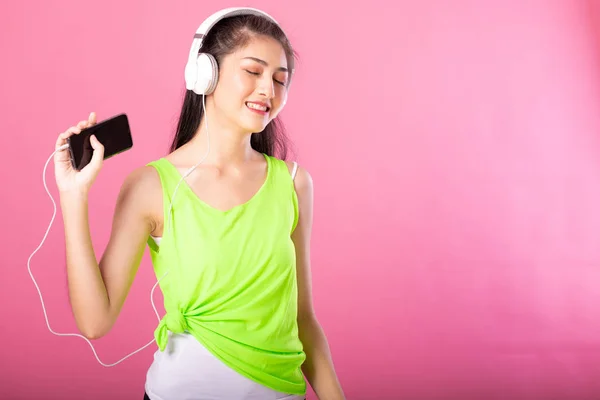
[{"left": 67, "top": 113, "right": 133, "bottom": 170}]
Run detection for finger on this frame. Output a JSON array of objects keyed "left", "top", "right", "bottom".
[
  {"left": 55, "top": 131, "right": 66, "bottom": 148},
  {"left": 77, "top": 120, "right": 89, "bottom": 129},
  {"left": 55, "top": 132, "right": 72, "bottom": 163},
  {"left": 55, "top": 127, "right": 80, "bottom": 149},
  {"left": 54, "top": 144, "right": 71, "bottom": 163},
  {"left": 88, "top": 134, "right": 105, "bottom": 169},
  {"left": 89, "top": 112, "right": 97, "bottom": 125},
  {"left": 55, "top": 134, "right": 68, "bottom": 155},
  {"left": 60, "top": 126, "right": 82, "bottom": 140},
  {"left": 68, "top": 126, "right": 82, "bottom": 135}
]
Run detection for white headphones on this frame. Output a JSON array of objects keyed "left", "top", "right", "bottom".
[{"left": 184, "top": 7, "right": 292, "bottom": 96}]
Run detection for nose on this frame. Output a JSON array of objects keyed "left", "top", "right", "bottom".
[{"left": 257, "top": 76, "right": 275, "bottom": 99}]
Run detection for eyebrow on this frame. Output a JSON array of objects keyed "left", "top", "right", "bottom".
[{"left": 242, "top": 57, "right": 288, "bottom": 72}]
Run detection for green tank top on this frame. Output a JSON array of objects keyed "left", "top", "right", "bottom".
[{"left": 145, "top": 153, "right": 307, "bottom": 395}]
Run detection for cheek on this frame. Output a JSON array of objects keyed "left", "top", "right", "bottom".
[
  {"left": 272, "top": 90, "right": 288, "bottom": 113},
  {"left": 216, "top": 72, "right": 251, "bottom": 99},
  {"left": 232, "top": 72, "right": 257, "bottom": 95}
]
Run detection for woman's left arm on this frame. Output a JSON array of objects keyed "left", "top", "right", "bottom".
[{"left": 291, "top": 165, "right": 345, "bottom": 400}]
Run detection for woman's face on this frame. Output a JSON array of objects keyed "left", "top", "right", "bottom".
[{"left": 211, "top": 34, "right": 291, "bottom": 134}]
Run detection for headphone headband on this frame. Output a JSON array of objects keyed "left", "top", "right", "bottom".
[
  {"left": 184, "top": 7, "right": 293, "bottom": 95},
  {"left": 187, "top": 7, "right": 285, "bottom": 70}
]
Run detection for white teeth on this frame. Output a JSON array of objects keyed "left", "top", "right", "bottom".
[{"left": 246, "top": 102, "right": 267, "bottom": 111}]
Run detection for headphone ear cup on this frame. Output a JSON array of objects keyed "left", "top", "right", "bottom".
[
  {"left": 184, "top": 57, "right": 197, "bottom": 91},
  {"left": 194, "top": 53, "right": 219, "bottom": 95}
]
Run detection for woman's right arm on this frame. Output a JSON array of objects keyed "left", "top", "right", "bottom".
[{"left": 55, "top": 113, "right": 161, "bottom": 339}]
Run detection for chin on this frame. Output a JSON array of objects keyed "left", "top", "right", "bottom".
[{"left": 239, "top": 116, "right": 271, "bottom": 134}]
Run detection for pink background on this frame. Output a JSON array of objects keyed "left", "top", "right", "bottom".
[{"left": 2, "top": 0, "right": 600, "bottom": 399}]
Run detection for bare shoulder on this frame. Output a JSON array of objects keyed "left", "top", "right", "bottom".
[
  {"left": 116, "top": 164, "right": 163, "bottom": 233},
  {"left": 120, "top": 164, "right": 162, "bottom": 198},
  {"left": 283, "top": 160, "right": 313, "bottom": 198}
]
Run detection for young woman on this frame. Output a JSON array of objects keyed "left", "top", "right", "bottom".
[{"left": 53, "top": 7, "right": 345, "bottom": 400}]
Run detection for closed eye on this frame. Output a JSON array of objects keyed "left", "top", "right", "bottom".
[{"left": 245, "top": 70, "right": 286, "bottom": 87}]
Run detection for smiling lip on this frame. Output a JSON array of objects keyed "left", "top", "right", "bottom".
[{"left": 245, "top": 101, "right": 270, "bottom": 115}]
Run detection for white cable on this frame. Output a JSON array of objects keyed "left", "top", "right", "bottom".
[
  {"left": 27, "top": 147, "right": 161, "bottom": 367},
  {"left": 29, "top": 95, "right": 210, "bottom": 367},
  {"left": 167, "top": 95, "right": 211, "bottom": 228}
]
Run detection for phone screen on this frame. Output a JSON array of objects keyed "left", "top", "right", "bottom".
[{"left": 68, "top": 113, "right": 133, "bottom": 170}]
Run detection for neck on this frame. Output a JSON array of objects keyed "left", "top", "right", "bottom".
[{"left": 186, "top": 108, "right": 255, "bottom": 167}]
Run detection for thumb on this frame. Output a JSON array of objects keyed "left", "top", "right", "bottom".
[{"left": 89, "top": 135, "right": 105, "bottom": 167}]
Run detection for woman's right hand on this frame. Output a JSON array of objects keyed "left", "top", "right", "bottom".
[{"left": 54, "top": 112, "right": 105, "bottom": 195}]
